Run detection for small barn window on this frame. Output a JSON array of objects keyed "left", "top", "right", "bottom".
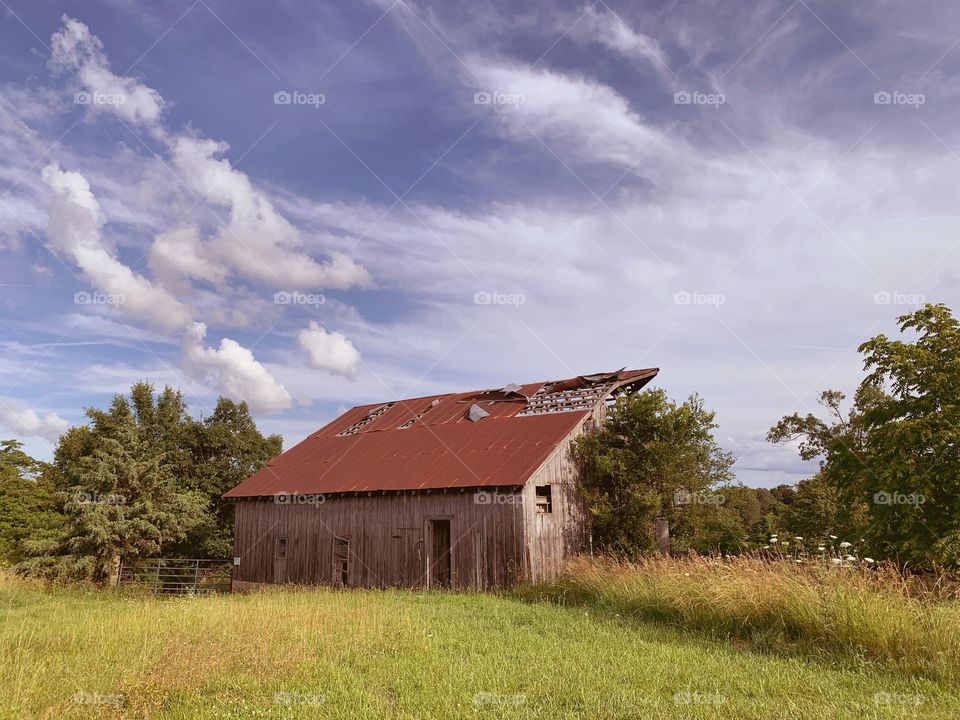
[
  {"left": 535, "top": 485, "right": 553, "bottom": 513},
  {"left": 275, "top": 536, "right": 287, "bottom": 559},
  {"left": 333, "top": 536, "right": 349, "bottom": 586}
]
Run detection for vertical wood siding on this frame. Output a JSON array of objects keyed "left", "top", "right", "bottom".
[
  {"left": 234, "top": 490, "right": 526, "bottom": 589},
  {"left": 521, "top": 407, "right": 601, "bottom": 580}
]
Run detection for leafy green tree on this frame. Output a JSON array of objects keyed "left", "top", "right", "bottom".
[
  {"left": 770, "top": 304, "right": 960, "bottom": 568},
  {"left": 857, "top": 304, "right": 960, "bottom": 566},
  {"left": 16, "top": 383, "right": 281, "bottom": 581},
  {"left": 0, "top": 441, "right": 62, "bottom": 564},
  {"left": 768, "top": 387, "right": 876, "bottom": 544},
  {"left": 575, "top": 389, "right": 735, "bottom": 556},
  {"left": 174, "top": 398, "right": 282, "bottom": 557},
  {"left": 781, "top": 472, "right": 840, "bottom": 541}
]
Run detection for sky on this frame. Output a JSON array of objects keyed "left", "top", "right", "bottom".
[{"left": 1, "top": 0, "right": 959, "bottom": 486}]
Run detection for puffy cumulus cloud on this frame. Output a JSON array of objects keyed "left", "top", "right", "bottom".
[
  {"left": 468, "top": 57, "right": 672, "bottom": 170},
  {"left": 148, "top": 224, "right": 228, "bottom": 290},
  {"left": 40, "top": 162, "right": 192, "bottom": 332},
  {"left": 46, "top": 16, "right": 369, "bottom": 295},
  {"left": 0, "top": 401, "right": 69, "bottom": 443},
  {"left": 49, "top": 15, "right": 165, "bottom": 127},
  {"left": 181, "top": 322, "right": 292, "bottom": 414},
  {"left": 169, "top": 136, "right": 370, "bottom": 290},
  {"left": 297, "top": 321, "right": 361, "bottom": 378}
]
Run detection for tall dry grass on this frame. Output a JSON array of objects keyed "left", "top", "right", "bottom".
[{"left": 516, "top": 555, "right": 960, "bottom": 683}]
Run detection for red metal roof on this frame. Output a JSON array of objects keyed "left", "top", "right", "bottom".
[{"left": 224, "top": 368, "right": 658, "bottom": 497}]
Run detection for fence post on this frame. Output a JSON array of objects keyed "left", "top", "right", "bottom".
[
  {"left": 153, "top": 558, "right": 161, "bottom": 593},
  {"left": 193, "top": 559, "right": 200, "bottom": 594}
]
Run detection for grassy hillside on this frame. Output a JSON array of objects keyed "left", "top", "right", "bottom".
[{"left": 1, "top": 565, "right": 958, "bottom": 719}]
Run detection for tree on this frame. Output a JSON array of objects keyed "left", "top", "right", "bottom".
[
  {"left": 769, "top": 304, "right": 960, "bottom": 568},
  {"left": 174, "top": 398, "right": 282, "bottom": 557},
  {"left": 575, "top": 389, "right": 735, "bottom": 556},
  {"left": 857, "top": 304, "right": 960, "bottom": 566},
  {"left": 16, "top": 383, "right": 281, "bottom": 581},
  {"left": 767, "top": 387, "right": 876, "bottom": 545},
  {"left": 781, "top": 472, "right": 840, "bottom": 541},
  {"left": 0, "top": 441, "right": 61, "bottom": 565}
]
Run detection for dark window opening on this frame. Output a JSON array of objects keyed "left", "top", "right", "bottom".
[
  {"left": 535, "top": 485, "right": 553, "bottom": 513},
  {"left": 275, "top": 536, "right": 287, "bottom": 559},
  {"left": 333, "top": 536, "right": 349, "bottom": 586}
]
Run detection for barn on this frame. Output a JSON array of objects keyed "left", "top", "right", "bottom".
[{"left": 224, "top": 367, "right": 659, "bottom": 590}]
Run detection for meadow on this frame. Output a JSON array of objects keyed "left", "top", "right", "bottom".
[{"left": 2, "top": 559, "right": 958, "bottom": 719}]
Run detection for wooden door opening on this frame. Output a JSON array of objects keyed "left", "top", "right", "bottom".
[
  {"left": 428, "top": 519, "right": 451, "bottom": 588},
  {"left": 273, "top": 536, "right": 287, "bottom": 584},
  {"left": 332, "top": 536, "right": 349, "bottom": 587}
]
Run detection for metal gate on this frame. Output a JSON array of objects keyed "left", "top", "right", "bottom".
[{"left": 116, "top": 558, "right": 232, "bottom": 595}]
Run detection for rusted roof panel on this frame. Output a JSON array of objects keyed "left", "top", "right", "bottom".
[{"left": 224, "top": 368, "right": 658, "bottom": 497}]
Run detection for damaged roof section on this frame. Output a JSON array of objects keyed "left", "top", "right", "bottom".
[
  {"left": 225, "top": 368, "right": 658, "bottom": 497},
  {"left": 468, "top": 403, "right": 490, "bottom": 422},
  {"left": 516, "top": 368, "right": 657, "bottom": 416}
]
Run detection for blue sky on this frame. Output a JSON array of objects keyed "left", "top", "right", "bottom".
[{"left": 1, "top": 0, "right": 959, "bottom": 486}]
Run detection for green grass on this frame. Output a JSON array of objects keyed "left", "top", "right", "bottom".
[
  {"left": 1, "top": 565, "right": 958, "bottom": 719},
  {"left": 518, "top": 556, "right": 960, "bottom": 685}
]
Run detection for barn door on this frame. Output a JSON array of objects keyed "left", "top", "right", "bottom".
[
  {"left": 332, "top": 536, "right": 349, "bottom": 587},
  {"left": 428, "top": 519, "right": 451, "bottom": 588},
  {"left": 273, "top": 537, "right": 287, "bottom": 584}
]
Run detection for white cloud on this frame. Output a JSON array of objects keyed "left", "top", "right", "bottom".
[
  {"left": 148, "top": 224, "right": 228, "bottom": 289},
  {"left": 181, "top": 322, "right": 292, "bottom": 414},
  {"left": 298, "top": 321, "right": 361, "bottom": 378},
  {"left": 168, "top": 136, "right": 371, "bottom": 290},
  {"left": 570, "top": 5, "right": 674, "bottom": 82},
  {"left": 47, "top": 16, "right": 370, "bottom": 294},
  {"left": 468, "top": 56, "right": 672, "bottom": 170},
  {"left": 0, "top": 401, "right": 69, "bottom": 443},
  {"left": 49, "top": 15, "right": 165, "bottom": 127},
  {"left": 40, "top": 162, "right": 192, "bottom": 332}
]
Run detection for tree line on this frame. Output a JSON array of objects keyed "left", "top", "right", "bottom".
[
  {"left": 577, "top": 304, "right": 960, "bottom": 570},
  {"left": 2, "top": 304, "right": 957, "bottom": 580},
  {"left": 1, "top": 385, "right": 279, "bottom": 582}
]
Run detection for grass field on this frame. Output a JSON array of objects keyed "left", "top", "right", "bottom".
[{"left": 2, "top": 561, "right": 958, "bottom": 720}]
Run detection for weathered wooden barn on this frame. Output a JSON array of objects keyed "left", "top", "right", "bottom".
[{"left": 225, "top": 368, "right": 659, "bottom": 590}]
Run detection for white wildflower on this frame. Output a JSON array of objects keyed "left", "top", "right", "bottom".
[{"left": 839, "top": 541, "right": 852, "bottom": 549}]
